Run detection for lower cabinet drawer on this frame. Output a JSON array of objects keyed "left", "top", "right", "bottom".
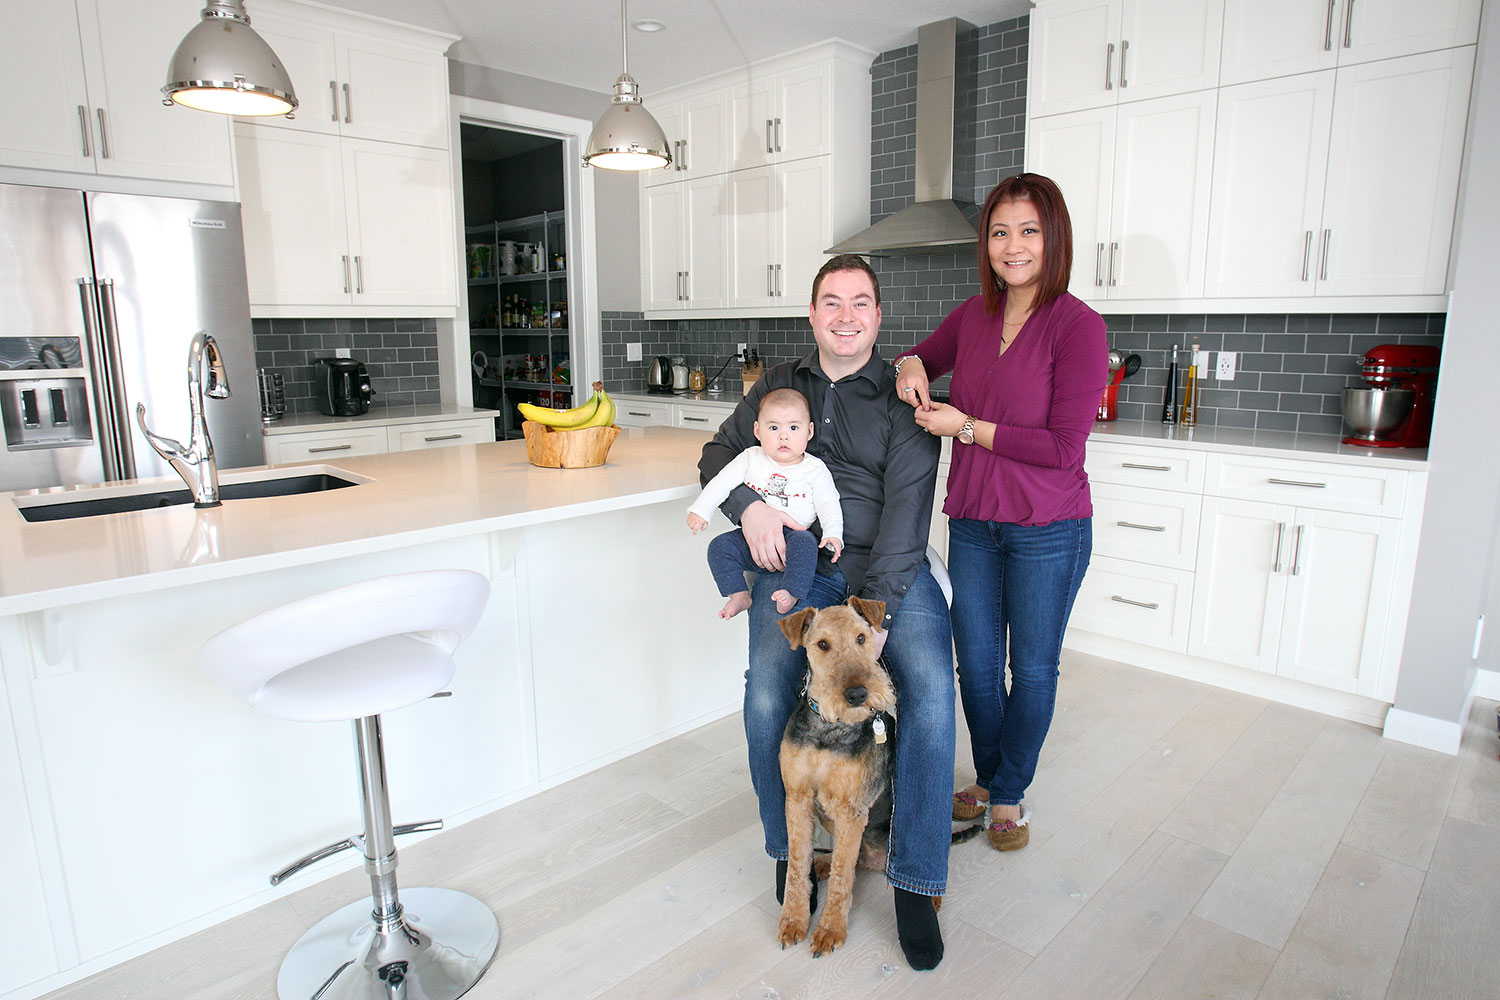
[
  {"left": 389, "top": 418, "right": 494, "bottom": 452},
  {"left": 674, "top": 402, "right": 733, "bottom": 430},
  {"left": 615, "top": 400, "right": 674, "bottom": 427},
  {"left": 1092, "top": 483, "right": 1201, "bottom": 570},
  {"left": 264, "top": 427, "right": 388, "bottom": 465},
  {"left": 1068, "top": 555, "right": 1193, "bottom": 653},
  {"left": 1205, "top": 454, "right": 1407, "bottom": 517}
]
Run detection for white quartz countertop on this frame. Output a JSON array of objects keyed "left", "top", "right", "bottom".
[
  {"left": 261, "top": 403, "right": 500, "bottom": 435},
  {"left": 0, "top": 427, "right": 709, "bottom": 615},
  {"left": 611, "top": 391, "right": 742, "bottom": 407},
  {"left": 1088, "top": 419, "right": 1428, "bottom": 468}
]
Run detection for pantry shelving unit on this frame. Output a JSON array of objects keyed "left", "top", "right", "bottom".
[{"left": 467, "top": 210, "right": 571, "bottom": 440}]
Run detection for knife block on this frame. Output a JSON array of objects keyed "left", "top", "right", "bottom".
[{"left": 741, "top": 360, "right": 763, "bottom": 396}]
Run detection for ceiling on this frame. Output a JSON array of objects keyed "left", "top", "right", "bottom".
[{"left": 299, "top": 0, "right": 1035, "bottom": 94}]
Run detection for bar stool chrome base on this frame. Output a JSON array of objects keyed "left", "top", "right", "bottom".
[{"left": 277, "top": 886, "right": 499, "bottom": 1000}]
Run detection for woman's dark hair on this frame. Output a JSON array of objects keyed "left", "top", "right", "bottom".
[{"left": 977, "top": 172, "right": 1074, "bottom": 315}]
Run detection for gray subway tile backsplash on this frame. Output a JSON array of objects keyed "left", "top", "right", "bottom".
[{"left": 252, "top": 317, "right": 442, "bottom": 413}]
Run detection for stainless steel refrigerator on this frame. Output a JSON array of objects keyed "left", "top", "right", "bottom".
[{"left": 0, "top": 183, "right": 263, "bottom": 494}]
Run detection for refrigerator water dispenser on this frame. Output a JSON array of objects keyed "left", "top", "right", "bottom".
[{"left": 1, "top": 377, "right": 93, "bottom": 450}]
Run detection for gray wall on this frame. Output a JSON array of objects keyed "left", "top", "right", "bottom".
[
  {"left": 1393, "top": 4, "right": 1500, "bottom": 723},
  {"left": 448, "top": 60, "right": 641, "bottom": 313}
]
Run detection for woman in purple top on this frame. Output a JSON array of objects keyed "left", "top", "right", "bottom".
[{"left": 894, "top": 173, "right": 1107, "bottom": 852}]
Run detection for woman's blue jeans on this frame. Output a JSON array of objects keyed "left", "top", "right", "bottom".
[
  {"left": 947, "top": 516, "right": 1091, "bottom": 808},
  {"left": 744, "top": 565, "right": 956, "bottom": 896}
]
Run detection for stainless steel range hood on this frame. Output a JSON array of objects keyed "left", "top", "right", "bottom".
[{"left": 827, "top": 18, "right": 979, "bottom": 255}]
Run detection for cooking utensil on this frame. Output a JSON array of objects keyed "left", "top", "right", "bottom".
[
  {"left": 1122, "top": 354, "right": 1141, "bottom": 379},
  {"left": 1108, "top": 349, "right": 1124, "bottom": 373}
]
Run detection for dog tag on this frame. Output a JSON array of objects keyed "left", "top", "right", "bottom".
[{"left": 872, "top": 716, "right": 887, "bottom": 744}]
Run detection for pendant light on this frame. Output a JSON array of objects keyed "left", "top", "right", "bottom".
[
  {"left": 162, "top": 0, "right": 298, "bottom": 117},
  {"left": 583, "top": 0, "right": 672, "bottom": 171}
]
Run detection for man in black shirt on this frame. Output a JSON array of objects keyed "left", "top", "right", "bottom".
[{"left": 698, "top": 255, "right": 955, "bottom": 970}]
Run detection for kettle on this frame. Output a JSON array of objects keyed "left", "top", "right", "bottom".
[{"left": 646, "top": 355, "right": 674, "bottom": 395}]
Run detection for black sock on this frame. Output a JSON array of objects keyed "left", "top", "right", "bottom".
[
  {"left": 893, "top": 887, "right": 944, "bottom": 971},
  {"left": 775, "top": 859, "right": 819, "bottom": 911}
]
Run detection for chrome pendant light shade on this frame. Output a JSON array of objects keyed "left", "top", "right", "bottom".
[
  {"left": 583, "top": 0, "right": 671, "bottom": 171},
  {"left": 163, "top": 1, "right": 298, "bottom": 117}
]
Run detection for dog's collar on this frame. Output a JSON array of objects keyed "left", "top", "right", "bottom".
[{"left": 799, "top": 671, "right": 891, "bottom": 744}]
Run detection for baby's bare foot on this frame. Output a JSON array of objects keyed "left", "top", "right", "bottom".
[
  {"left": 719, "top": 592, "right": 753, "bottom": 619},
  {"left": 772, "top": 589, "right": 797, "bottom": 614}
]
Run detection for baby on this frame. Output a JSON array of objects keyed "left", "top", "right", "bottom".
[{"left": 687, "top": 387, "right": 843, "bottom": 618}]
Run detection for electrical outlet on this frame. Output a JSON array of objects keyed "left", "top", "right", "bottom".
[
  {"left": 1216, "top": 351, "right": 1236, "bottom": 381},
  {"left": 627, "top": 342, "right": 642, "bottom": 362},
  {"left": 737, "top": 342, "right": 748, "bottom": 355},
  {"left": 335, "top": 347, "right": 351, "bottom": 359}
]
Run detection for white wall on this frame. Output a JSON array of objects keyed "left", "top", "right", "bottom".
[
  {"left": 1392, "top": 4, "right": 1500, "bottom": 724},
  {"left": 448, "top": 60, "right": 641, "bottom": 312}
]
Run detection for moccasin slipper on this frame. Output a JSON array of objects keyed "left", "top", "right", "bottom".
[
  {"left": 986, "top": 804, "right": 1032, "bottom": 852},
  {"left": 952, "top": 788, "right": 990, "bottom": 822}
]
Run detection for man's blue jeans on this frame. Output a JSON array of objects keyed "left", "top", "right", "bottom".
[
  {"left": 745, "top": 564, "right": 955, "bottom": 896},
  {"left": 947, "top": 516, "right": 1091, "bottom": 808}
]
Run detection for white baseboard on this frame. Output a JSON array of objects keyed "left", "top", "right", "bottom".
[
  {"left": 1472, "top": 668, "right": 1500, "bottom": 702},
  {"left": 1382, "top": 706, "right": 1463, "bottom": 755}
]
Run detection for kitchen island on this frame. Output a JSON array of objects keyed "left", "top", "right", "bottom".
[{"left": 0, "top": 428, "right": 745, "bottom": 1000}]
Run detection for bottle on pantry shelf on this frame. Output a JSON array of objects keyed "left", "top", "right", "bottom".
[
  {"left": 1181, "top": 343, "right": 1200, "bottom": 426},
  {"left": 1161, "top": 344, "right": 1179, "bottom": 424}
]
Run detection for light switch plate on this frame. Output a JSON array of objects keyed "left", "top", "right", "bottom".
[
  {"left": 335, "top": 347, "right": 350, "bottom": 358},
  {"left": 1196, "top": 353, "right": 1210, "bottom": 378},
  {"left": 1216, "top": 351, "right": 1236, "bottom": 381},
  {"left": 627, "top": 342, "right": 642, "bottom": 362}
]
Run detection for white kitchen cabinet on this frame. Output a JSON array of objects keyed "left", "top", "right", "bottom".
[
  {"left": 249, "top": 0, "right": 454, "bottom": 148},
  {"left": 641, "top": 176, "right": 728, "bottom": 311},
  {"left": 1219, "top": 0, "right": 1481, "bottom": 86},
  {"left": 727, "top": 158, "right": 831, "bottom": 308},
  {"left": 388, "top": 417, "right": 494, "bottom": 452},
  {"left": 1072, "top": 555, "right": 1195, "bottom": 652},
  {"left": 644, "top": 91, "right": 730, "bottom": 186},
  {"left": 237, "top": 126, "right": 457, "bottom": 311},
  {"left": 1316, "top": 47, "right": 1473, "bottom": 297},
  {"left": 0, "top": 0, "right": 233, "bottom": 185},
  {"left": 1028, "top": 0, "right": 1224, "bottom": 119},
  {"left": 0, "top": 642, "right": 58, "bottom": 992},
  {"left": 673, "top": 402, "right": 728, "bottom": 430},
  {"left": 264, "top": 424, "right": 389, "bottom": 465},
  {"left": 613, "top": 399, "right": 674, "bottom": 427},
  {"left": 1029, "top": 90, "right": 1216, "bottom": 301},
  {"left": 729, "top": 60, "right": 833, "bottom": 169},
  {"left": 1091, "top": 481, "right": 1202, "bottom": 570}
]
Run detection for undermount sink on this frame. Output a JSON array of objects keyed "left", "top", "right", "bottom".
[{"left": 13, "top": 467, "right": 366, "bottom": 522}]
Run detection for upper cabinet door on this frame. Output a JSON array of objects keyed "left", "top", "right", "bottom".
[
  {"left": 776, "top": 62, "right": 832, "bottom": 161},
  {"left": 1115, "top": 0, "right": 1223, "bottom": 104},
  {"left": 1030, "top": 0, "right": 1120, "bottom": 118},
  {"left": 242, "top": 12, "right": 342, "bottom": 137},
  {"left": 643, "top": 102, "right": 684, "bottom": 187},
  {"left": 1318, "top": 47, "right": 1473, "bottom": 297},
  {"left": 1027, "top": 108, "right": 1116, "bottom": 298},
  {"left": 1339, "top": 0, "right": 1481, "bottom": 66},
  {"left": 337, "top": 35, "right": 450, "bottom": 148},
  {"left": 641, "top": 184, "right": 686, "bottom": 310},
  {"left": 730, "top": 77, "right": 776, "bottom": 170},
  {"left": 1219, "top": 0, "right": 1339, "bottom": 86},
  {"left": 343, "top": 140, "right": 456, "bottom": 306},
  {"left": 680, "top": 91, "right": 730, "bottom": 177},
  {"left": 0, "top": 0, "right": 93, "bottom": 172}
]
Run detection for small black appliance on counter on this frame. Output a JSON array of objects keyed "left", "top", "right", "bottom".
[{"left": 313, "top": 357, "right": 373, "bottom": 416}]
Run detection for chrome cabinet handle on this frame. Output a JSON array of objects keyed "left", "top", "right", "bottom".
[
  {"left": 1108, "top": 242, "right": 1119, "bottom": 286},
  {"left": 1320, "top": 229, "right": 1331, "bottom": 280},
  {"left": 766, "top": 119, "right": 774, "bottom": 153},
  {"left": 1116, "top": 521, "right": 1166, "bottom": 532},
  {"left": 1095, "top": 242, "right": 1105, "bottom": 286},
  {"left": 1111, "top": 595, "right": 1160, "bottom": 610},
  {"left": 77, "top": 105, "right": 91, "bottom": 156},
  {"left": 1268, "top": 477, "right": 1327, "bottom": 488},
  {"left": 423, "top": 433, "right": 462, "bottom": 442},
  {"left": 682, "top": 416, "right": 709, "bottom": 423},
  {"left": 774, "top": 117, "right": 783, "bottom": 152},
  {"left": 1122, "top": 462, "right": 1171, "bottom": 472},
  {"left": 768, "top": 263, "right": 775, "bottom": 296},
  {"left": 1301, "top": 230, "right": 1313, "bottom": 281},
  {"left": 96, "top": 108, "right": 110, "bottom": 159},
  {"left": 1273, "top": 521, "right": 1285, "bottom": 573},
  {"left": 330, "top": 80, "right": 339, "bottom": 121},
  {"left": 1105, "top": 42, "right": 1115, "bottom": 91},
  {"left": 680, "top": 139, "right": 688, "bottom": 171},
  {"left": 342, "top": 255, "right": 351, "bottom": 294},
  {"left": 309, "top": 444, "right": 353, "bottom": 453},
  {"left": 343, "top": 82, "right": 352, "bottom": 123},
  {"left": 354, "top": 255, "right": 364, "bottom": 294},
  {"left": 682, "top": 270, "right": 690, "bottom": 299},
  {"left": 1291, "top": 524, "right": 1306, "bottom": 575},
  {"left": 1120, "top": 39, "right": 1129, "bottom": 88},
  {"left": 1343, "top": 0, "right": 1355, "bottom": 48},
  {"left": 775, "top": 263, "right": 783, "bottom": 296},
  {"left": 626, "top": 411, "right": 652, "bottom": 417},
  {"left": 1324, "top": 0, "right": 1337, "bottom": 50}
]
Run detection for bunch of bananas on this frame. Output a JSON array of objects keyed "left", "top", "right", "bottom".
[{"left": 518, "top": 380, "right": 616, "bottom": 430}]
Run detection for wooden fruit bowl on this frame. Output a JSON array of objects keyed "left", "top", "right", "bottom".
[{"left": 521, "top": 420, "right": 622, "bottom": 468}]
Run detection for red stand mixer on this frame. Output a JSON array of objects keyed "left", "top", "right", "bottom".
[{"left": 1340, "top": 344, "right": 1440, "bottom": 448}]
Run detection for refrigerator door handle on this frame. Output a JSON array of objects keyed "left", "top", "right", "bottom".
[
  {"left": 78, "top": 278, "right": 125, "bottom": 481},
  {"left": 95, "top": 278, "right": 137, "bottom": 480}
]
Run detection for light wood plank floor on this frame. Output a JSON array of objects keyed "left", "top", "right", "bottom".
[{"left": 37, "top": 653, "right": 1500, "bottom": 1000}]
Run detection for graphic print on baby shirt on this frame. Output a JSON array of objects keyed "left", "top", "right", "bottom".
[{"left": 754, "top": 472, "right": 807, "bottom": 509}]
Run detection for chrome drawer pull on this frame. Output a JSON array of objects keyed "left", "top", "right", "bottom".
[
  {"left": 1111, "top": 595, "right": 1159, "bottom": 610},
  {"left": 424, "top": 433, "right": 462, "bottom": 442},
  {"left": 309, "top": 444, "right": 353, "bottom": 453},
  {"left": 1267, "top": 478, "right": 1327, "bottom": 488},
  {"left": 682, "top": 416, "right": 709, "bottom": 423},
  {"left": 627, "top": 411, "right": 652, "bottom": 418},
  {"left": 1122, "top": 462, "right": 1171, "bottom": 472},
  {"left": 1116, "top": 521, "right": 1166, "bottom": 532}
]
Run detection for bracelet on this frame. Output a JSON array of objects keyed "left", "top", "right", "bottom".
[{"left": 892, "top": 355, "right": 909, "bottom": 374}]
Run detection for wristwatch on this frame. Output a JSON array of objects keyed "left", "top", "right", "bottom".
[{"left": 957, "top": 415, "right": 976, "bottom": 445}]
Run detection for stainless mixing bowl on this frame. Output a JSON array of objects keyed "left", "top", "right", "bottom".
[{"left": 1342, "top": 387, "right": 1413, "bottom": 441}]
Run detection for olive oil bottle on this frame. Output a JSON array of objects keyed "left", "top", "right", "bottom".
[{"left": 1181, "top": 342, "right": 1200, "bottom": 426}]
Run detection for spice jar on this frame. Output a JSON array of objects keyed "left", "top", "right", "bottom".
[{"left": 688, "top": 364, "right": 706, "bottom": 392}]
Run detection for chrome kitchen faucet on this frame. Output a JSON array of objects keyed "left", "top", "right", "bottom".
[{"left": 136, "top": 331, "right": 230, "bottom": 508}]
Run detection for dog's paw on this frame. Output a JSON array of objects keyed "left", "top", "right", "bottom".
[
  {"left": 809, "top": 921, "right": 847, "bottom": 957},
  {"left": 811, "top": 855, "right": 831, "bottom": 882},
  {"left": 777, "top": 913, "right": 809, "bottom": 949}
]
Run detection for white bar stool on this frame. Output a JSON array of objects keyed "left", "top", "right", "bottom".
[{"left": 199, "top": 569, "right": 498, "bottom": 1000}]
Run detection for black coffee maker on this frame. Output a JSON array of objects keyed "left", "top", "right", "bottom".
[{"left": 313, "top": 357, "right": 373, "bottom": 416}]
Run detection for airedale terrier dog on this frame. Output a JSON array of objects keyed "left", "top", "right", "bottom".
[{"left": 775, "top": 596, "right": 898, "bottom": 957}]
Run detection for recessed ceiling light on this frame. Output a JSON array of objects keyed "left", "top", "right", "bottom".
[{"left": 631, "top": 19, "right": 665, "bottom": 32}]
